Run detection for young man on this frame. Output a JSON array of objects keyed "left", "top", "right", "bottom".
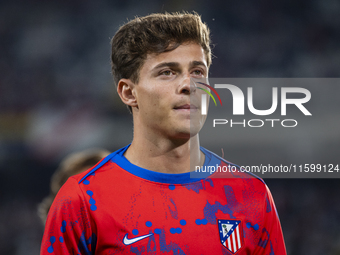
[{"left": 41, "top": 12, "right": 286, "bottom": 254}]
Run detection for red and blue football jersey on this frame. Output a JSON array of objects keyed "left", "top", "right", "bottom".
[{"left": 41, "top": 145, "right": 286, "bottom": 254}]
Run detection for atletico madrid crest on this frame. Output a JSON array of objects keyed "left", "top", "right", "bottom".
[{"left": 217, "top": 219, "right": 243, "bottom": 253}]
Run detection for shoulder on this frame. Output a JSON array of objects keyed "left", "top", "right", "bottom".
[{"left": 72, "top": 145, "right": 129, "bottom": 184}]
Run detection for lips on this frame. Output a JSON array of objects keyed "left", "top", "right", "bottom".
[{"left": 174, "top": 104, "right": 198, "bottom": 110}]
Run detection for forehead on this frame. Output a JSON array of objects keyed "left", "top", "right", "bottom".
[{"left": 143, "top": 43, "right": 207, "bottom": 70}]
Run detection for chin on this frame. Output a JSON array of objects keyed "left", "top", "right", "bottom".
[
  {"left": 190, "top": 120, "right": 205, "bottom": 134},
  {"left": 166, "top": 118, "right": 204, "bottom": 140},
  {"left": 173, "top": 126, "right": 201, "bottom": 139}
]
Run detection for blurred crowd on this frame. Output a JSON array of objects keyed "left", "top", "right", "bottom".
[{"left": 0, "top": 0, "right": 339, "bottom": 254}]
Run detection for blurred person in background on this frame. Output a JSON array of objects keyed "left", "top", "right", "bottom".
[{"left": 38, "top": 148, "right": 110, "bottom": 224}]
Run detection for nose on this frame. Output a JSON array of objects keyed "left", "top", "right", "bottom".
[{"left": 178, "top": 75, "right": 196, "bottom": 95}]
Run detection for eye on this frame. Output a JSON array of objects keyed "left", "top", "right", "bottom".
[
  {"left": 160, "top": 70, "right": 174, "bottom": 76},
  {"left": 192, "top": 69, "right": 205, "bottom": 77}
]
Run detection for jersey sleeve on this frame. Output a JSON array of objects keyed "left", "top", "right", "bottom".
[
  {"left": 254, "top": 184, "right": 287, "bottom": 255},
  {"left": 40, "top": 177, "right": 97, "bottom": 255}
]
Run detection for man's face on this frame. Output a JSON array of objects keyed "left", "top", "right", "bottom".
[{"left": 132, "top": 42, "right": 209, "bottom": 139}]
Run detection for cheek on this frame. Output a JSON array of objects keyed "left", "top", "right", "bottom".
[
  {"left": 148, "top": 89, "right": 169, "bottom": 107},
  {"left": 136, "top": 82, "right": 172, "bottom": 114},
  {"left": 136, "top": 87, "right": 154, "bottom": 106},
  {"left": 138, "top": 90, "right": 164, "bottom": 114}
]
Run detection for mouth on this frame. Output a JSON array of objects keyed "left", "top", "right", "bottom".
[{"left": 174, "top": 104, "right": 199, "bottom": 111}]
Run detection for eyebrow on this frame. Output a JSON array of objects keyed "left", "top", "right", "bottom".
[
  {"left": 152, "top": 61, "right": 207, "bottom": 71},
  {"left": 152, "top": 62, "right": 180, "bottom": 70},
  {"left": 189, "top": 61, "right": 207, "bottom": 69}
]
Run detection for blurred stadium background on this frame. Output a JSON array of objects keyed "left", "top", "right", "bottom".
[{"left": 0, "top": 0, "right": 340, "bottom": 254}]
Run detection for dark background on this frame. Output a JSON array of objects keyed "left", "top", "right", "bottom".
[{"left": 0, "top": 0, "right": 339, "bottom": 254}]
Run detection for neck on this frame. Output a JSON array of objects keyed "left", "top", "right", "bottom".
[{"left": 124, "top": 130, "right": 204, "bottom": 174}]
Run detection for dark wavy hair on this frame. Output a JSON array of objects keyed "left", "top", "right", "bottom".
[{"left": 111, "top": 12, "right": 212, "bottom": 111}]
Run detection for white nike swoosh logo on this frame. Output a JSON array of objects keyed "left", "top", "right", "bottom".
[{"left": 123, "top": 233, "right": 153, "bottom": 245}]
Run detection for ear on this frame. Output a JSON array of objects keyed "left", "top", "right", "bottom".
[{"left": 117, "top": 79, "right": 138, "bottom": 108}]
